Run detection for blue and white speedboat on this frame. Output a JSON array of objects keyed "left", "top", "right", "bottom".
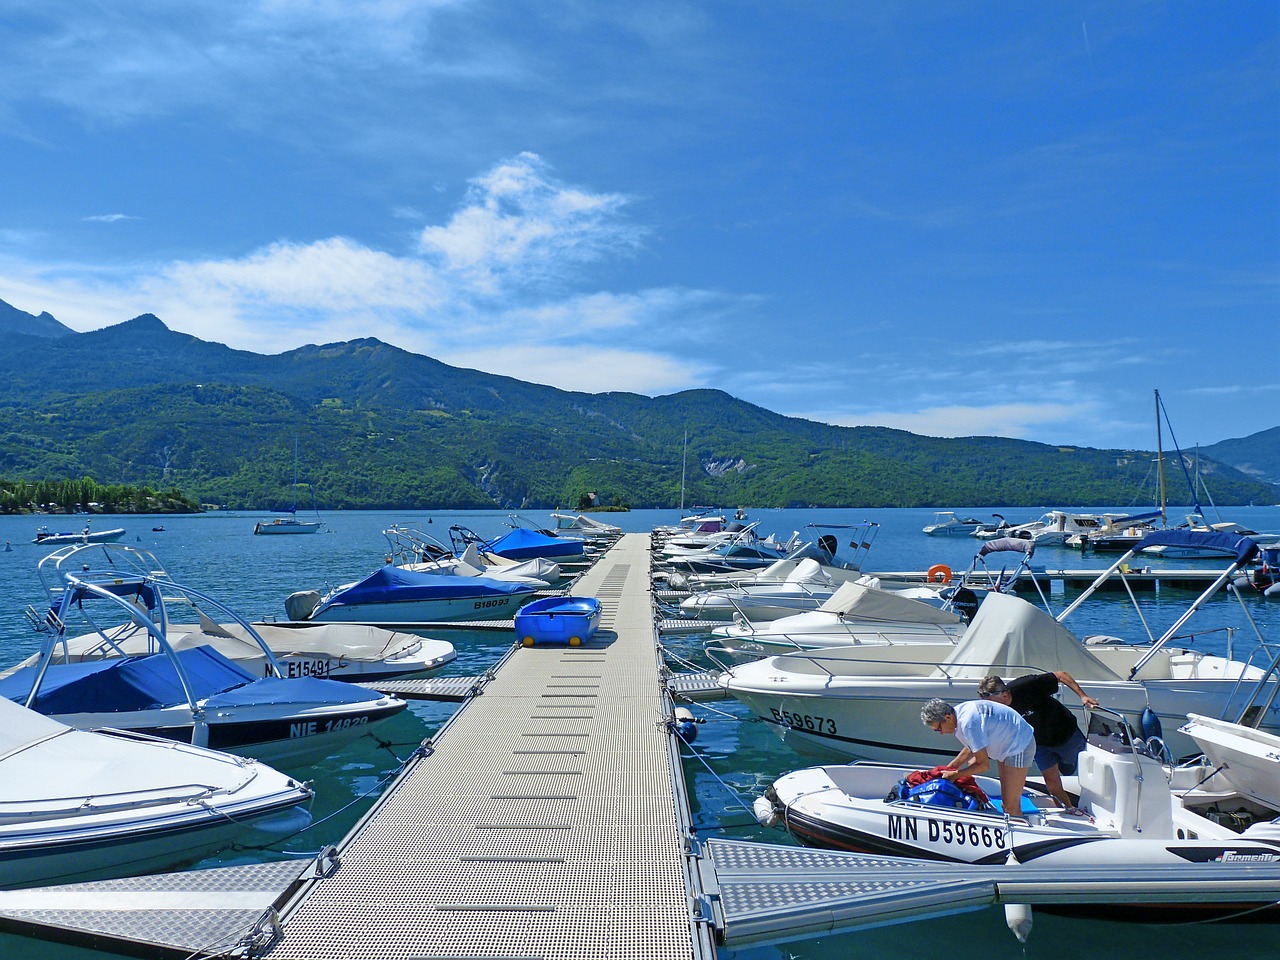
[
  {"left": 9, "top": 544, "right": 408, "bottom": 767},
  {"left": 287, "top": 563, "right": 539, "bottom": 625}
]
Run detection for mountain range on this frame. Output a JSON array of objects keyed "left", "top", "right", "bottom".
[{"left": 0, "top": 298, "right": 1275, "bottom": 510}]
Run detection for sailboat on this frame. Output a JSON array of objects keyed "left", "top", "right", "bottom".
[
  {"left": 1137, "top": 391, "right": 1280, "bottom": 558},
  {"left": 254, "top": 439, "right": 323, "bottom": 535}
]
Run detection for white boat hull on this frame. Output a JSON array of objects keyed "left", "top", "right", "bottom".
[
  {"left": 0, "top": 723, "right": 311, "bottom": 889},
  {"left": 758, "top": 751, "right": 1280, "bottom": 885}
]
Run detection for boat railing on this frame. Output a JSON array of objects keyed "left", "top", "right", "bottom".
[
  {"left": 703, "top": 632, "right": 977, "bottom": 677},
  {"left": 383, "top": 523, "right": 454, "bottom": 568},
  {"left": 24, "top": 544, "right": 294, "bottom": 738}
]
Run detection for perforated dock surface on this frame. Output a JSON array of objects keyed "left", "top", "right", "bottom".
[{"left": 268, "top": 534, "right": 697, "bottom": 960}]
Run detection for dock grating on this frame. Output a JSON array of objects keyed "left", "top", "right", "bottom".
[{"left": 267, "top": 535, "right": 696, "bottom": 960}]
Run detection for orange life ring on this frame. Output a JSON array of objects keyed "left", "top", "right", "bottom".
[{"left": 927, "top": 563, "right": 953, "bottom": 584}]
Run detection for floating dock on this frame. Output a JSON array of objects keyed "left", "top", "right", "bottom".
[{"left": 1, "top": 533, "right": 1277, "bottom": 958}]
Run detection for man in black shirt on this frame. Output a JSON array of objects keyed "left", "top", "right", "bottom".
[{"left": 978, "top": 671, "right": 1099, "bottom": 812}]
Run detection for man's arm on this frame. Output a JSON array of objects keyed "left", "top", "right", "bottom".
[{"left": 1053, "top": 670, "right": 1099, "bottom": 709}]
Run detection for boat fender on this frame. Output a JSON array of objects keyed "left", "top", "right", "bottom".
[
  {"left": 1140, "top": 707, "right": 1163, "bottom": 743},
  {"left": 673, "top": 707, "right": 702, "bottom": 743},
  {"left": 753, "top": 795, "right": 781, "bottom": 828},
  {"left": 1004, "top": 903, "right": 1033, "bottom": 943},
  {"left": 1266, "top": 581, "right": 1280, "bottom": 598},
  {"left": 926, "top": 564, "right": 953, "bottom": 584}
]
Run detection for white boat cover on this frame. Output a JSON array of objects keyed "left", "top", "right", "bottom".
[
  {"left": 816, "top": 580, "right": 963, "bottom": 625},
  {"left": 933, "top": 592, "right": 1124, "bottom": 681},
  {"left": 782, "top": 558, "right": 828, "bottom": 584},
  {"left": 0, "top": 691, "right": 68, "bottom": 752},
  {"left": 188, "top": 617, "right": 430, "bottom": 658}
]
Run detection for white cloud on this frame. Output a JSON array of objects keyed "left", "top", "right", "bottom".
[
  {"left": 806, "top": 402, "right": 1099, "bottom": 441},
  {"left": 440, "top": 343, "right": 706, "bottom": 395},
  {"left": 82, "top": 213, "right": 141, "bottom": 223},
  {"left": 160, "top": 237, "right": 442, "bottom": 311},
  {"left": 417, "top": 152, "right": 645, "bottom": 295}
]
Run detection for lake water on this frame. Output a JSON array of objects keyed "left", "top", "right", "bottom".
[{"left": 0, "top": 505, "right": 1277, "bottom": 959}]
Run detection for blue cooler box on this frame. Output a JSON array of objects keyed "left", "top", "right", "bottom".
[{"left": 514, "top": 596, "right": 602, "bottom": 646}]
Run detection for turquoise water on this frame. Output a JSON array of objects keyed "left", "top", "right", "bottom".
[{"left": 0, "top": 506, "right": 1277, "bottom": 958}]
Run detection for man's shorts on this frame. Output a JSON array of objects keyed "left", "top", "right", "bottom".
[
  {"left": 1003, "top": 739, "right": 1037, "bottom": 770},
  {"left": 1035, "top": 728, "right": 1087, "bottom": 775}
]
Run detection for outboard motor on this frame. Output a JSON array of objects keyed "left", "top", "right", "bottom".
[
  {"left": 284, "top": 590, "right": 322, "bottom": 621},
  {"left": 950, "top": 587, "right": 980, "bottom": 623}
]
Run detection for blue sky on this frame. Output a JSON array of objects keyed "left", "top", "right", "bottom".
[{"left": 1, "top": 3, "right": 1276, "bottom": 450}]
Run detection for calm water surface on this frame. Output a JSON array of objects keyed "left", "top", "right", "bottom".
[{"left": 0, "top": 506, "right": 1277, "bottom": 959}]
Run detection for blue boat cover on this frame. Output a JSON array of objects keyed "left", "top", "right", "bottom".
[
  {"left": 0, "top": 646, "right": 256, "bottom": 715},
  {"left": 203, "top": 675, "right": 382, "bottom": 708},
  {"left": 484, "top": 527, "right": 584, "bottom": 560},
  {"left": 1135, "top": 529, "right": 1258, "bottom": 565},
  {"left": 328, "top": 564, "right": 532, "bottom": 607}
]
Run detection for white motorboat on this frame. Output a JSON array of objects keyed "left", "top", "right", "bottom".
[
  {"left": 11, "top": 543, "right": 408, "bottom": 767},
  {"left": 702, "top": 537, "right": 1040, "bottom": 655},
  {"left": 921, "top": 512, "right": 985, "bottom": 537},
  {"left": 677, "top": 558, "right": 847, "bottom": 621},
  {"left": 1181, "top": 713, "right": 1280, "bottom": 810},
  {"left": 0, "top": 695, "right": 312, "bottom": 890},
  {"left": 548, "top": 512, "right": 623, "bottom": 543},
  {"left": 662, "top": 521, "right": 879, "bottom": 592},
  {"left": 32, "top": 522, "right": 126, "bottom": 545},
  {"left": 1146, "top": 515, "right": 1280, "bottom": 558},
  {"left": 8, "top": 615, "right": 456, "bottom": 683},
  {"left": 706, "top": 578, "right": 968, "bottom": 657},
  {"left": 288, "top": 563, "right": 539, "bottom": 626},
  {"left": 754, "top": 710, "right": 1280, "bottom": 914},
  {"left": 384, "top": 524, "right": 560, "bottom": 586},
  {"left": 1002, "top": 510, "right": 1111, "bottom": 547},
  {"left": 718, "top": 579, "right": 1278, "bottom": 766},
  {"left": 1179, "top": 645, "right": 1280, "bottom": 810}
]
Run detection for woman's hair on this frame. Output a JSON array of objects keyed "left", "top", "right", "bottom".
[{"left": 920, "top": 698, "right": 955, "bottom": 726}]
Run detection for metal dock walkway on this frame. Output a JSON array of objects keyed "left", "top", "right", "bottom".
[{"left": 266, "top": 532, "right": 705, "bottom": 960}]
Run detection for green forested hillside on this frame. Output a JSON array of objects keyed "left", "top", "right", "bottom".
[{"left": 0, "top": 313, "right": 1273, "bottom": 510}]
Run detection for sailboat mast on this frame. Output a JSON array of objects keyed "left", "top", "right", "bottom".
[
  {"left": 679, "top": 429, "right": 687, "bottom": 511},
  {"left": 1155, "top": 389, "right": 1166, "bottom": 527}
]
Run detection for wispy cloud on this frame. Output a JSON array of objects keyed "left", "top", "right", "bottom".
[{"left": 82, "top": 214, "right": 141, "bottom": 223}]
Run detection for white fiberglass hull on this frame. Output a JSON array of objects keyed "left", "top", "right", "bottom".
[
  {"left": 722, "top": 666, "right": 1277, "bottom": 765},
  {"left": 758, "top": 758, "right": 1280, "bottom": 883},
  {"left": 11, "top": 622, "right": 457, "bottom": 683},
  {"left": 0, "top": 727, "right": 311, "bottom": 889}
]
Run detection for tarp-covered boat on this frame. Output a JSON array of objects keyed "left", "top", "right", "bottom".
[{"left": 294, "top": 563, "right": 539, "bottom": 625}]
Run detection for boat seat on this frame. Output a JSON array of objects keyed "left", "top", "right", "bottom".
[{"left": 1077, "top": 738, "right": 1173, "bottom": 837}]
